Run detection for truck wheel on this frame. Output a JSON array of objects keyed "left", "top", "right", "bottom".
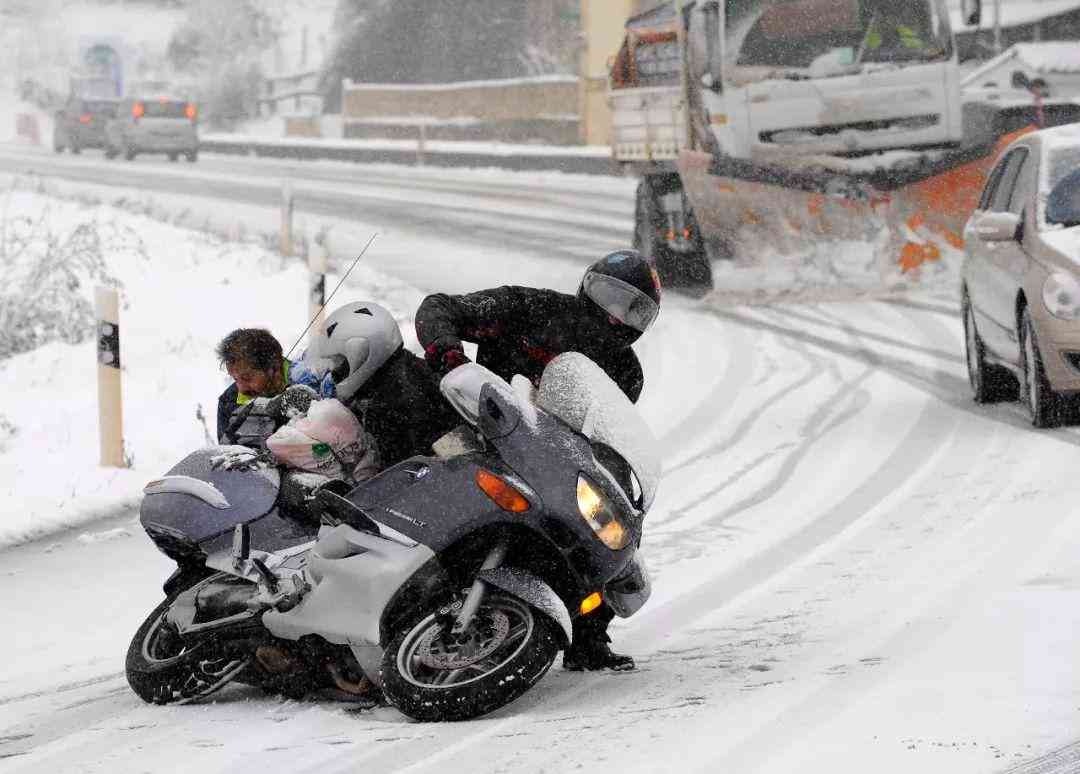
[
  {"left": 186, "top": 150, "right": 199, "bottom": 163},
  {"left": 634, "top": 176, "right": 712, "bottom": 295}
]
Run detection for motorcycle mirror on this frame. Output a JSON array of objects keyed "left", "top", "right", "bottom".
[
  {"left": 477, "top": 383, "right": 522, "bottom": 440},
  {"left": 232, "top": 523, "right": 251, "bottom": 563}
]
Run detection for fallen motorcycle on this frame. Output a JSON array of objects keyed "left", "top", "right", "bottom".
[{"left": 127, "top": 353, "right": 659, "bottom": 721}]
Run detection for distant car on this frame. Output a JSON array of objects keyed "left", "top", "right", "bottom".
[
  {"left": 962, "top": 124, "right": 1080, "bottom": 427},
  {"left": 104, "top": 96, "right": 199, "bottom": 162},
  {"left": 53, "top": 95, "right": 119, "bottom": 154}
]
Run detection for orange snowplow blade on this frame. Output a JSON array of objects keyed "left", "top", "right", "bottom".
[{"left": 678, "top": 128, "right": 1033, "bottom": 278}]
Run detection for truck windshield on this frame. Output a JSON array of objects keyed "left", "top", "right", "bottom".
[{"left": 728, "top": 0, "right": 952, "bottom": 79}]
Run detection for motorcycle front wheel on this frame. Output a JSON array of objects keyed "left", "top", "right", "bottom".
[
  {"left": 126, "top": 595, "right": 249, "bottom": 705},
  {"left": 380, "top": 593, "right": 560, "bottom": 721}
]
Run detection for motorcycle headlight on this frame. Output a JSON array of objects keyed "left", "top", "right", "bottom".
[
  {"left": 1043, "top": 272, "right": 1080, "bottom": 321},
  {"left": 576, "top": 474, "right": 630, "bottom": 550}
]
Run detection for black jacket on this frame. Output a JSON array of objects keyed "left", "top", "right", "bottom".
[
  {"left": 415, "top": 286, "right": 644, "bottom": 403},
  {"left": 345, "top": 347, "right": 461, "bottom": 468},
  {"left": 216, "top": 382, "right": 243, "bottom": 444}
]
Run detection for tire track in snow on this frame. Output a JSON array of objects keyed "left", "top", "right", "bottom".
[
  {"left": 769, "top": 303, "right": 964, "bottom": 366},
  {"left": 309, "top": 304, "right": 960, "bottom": 774},
  {"left": 714, "top": 307, "right": 1080, "bottom": 450},
  {"left": 662, "top": 335, "right": 823, "bottom": 477}
]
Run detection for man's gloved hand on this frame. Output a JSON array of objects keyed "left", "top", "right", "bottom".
[
  {"left": 424, "top": 335, "right": 470, "bottom": 375},
  {"left": 210, "top": 447, "right": 274, "bottom": 472},
  {"left": 267, "top": 384, "right": 318, "bottom": 421}
]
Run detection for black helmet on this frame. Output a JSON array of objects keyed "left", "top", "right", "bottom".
[{"left": 578, "top": 250, "right": 662, "bottom": 335}]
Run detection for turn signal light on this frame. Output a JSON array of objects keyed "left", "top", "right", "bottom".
[
  {"left": 580, "top": 592, "right": 603, "bottom": 615},
  {"left": 475, "top": 469, "right": 529, "bottom": 513},
  {"left": 132, "top": 102, "right": 145, "bottom": 119},
  {"left": 185, "top": 103, "right": 197, "bottom": 121}
]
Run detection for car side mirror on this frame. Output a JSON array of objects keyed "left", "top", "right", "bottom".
[{"left": 975, "top": 211, "right": 1022, "bottom": 242}]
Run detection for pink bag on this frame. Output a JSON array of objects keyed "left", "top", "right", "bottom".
[{"left": 266, "top": 399, "right": 379, "bottom": 482}]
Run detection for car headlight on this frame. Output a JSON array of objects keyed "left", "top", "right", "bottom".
[
  {"left": 1043, "top": 272, "right": 1080, "bottom": 321},
  {"left": 576, "top": 474, "right": 630, "bottom": 550}
]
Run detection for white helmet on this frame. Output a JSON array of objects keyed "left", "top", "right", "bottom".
[{"left": 302, "top": 301, "right": 403, "bottom": 401}]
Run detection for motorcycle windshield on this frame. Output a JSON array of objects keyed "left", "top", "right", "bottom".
[{"left": 537, "top": 353, "right": 660, "bottom": 511}]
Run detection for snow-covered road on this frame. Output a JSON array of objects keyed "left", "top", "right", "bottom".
[{"left": 1, "top": 145, "right": 1079, "bottom": 774}]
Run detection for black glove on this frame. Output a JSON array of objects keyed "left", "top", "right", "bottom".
[{"left": 424, "top": 335, "right": 470, "bottom": 375}]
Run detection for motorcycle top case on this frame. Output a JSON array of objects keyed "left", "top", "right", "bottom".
[{"left": 141, "top": 447, "right": 280, "bottom": 543}]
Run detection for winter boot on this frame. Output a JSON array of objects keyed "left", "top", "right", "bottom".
[{"left": 562, "top": 634, "right": 635, "bottom": 671}]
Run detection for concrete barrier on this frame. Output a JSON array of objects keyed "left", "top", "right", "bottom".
[{"left": 198, "top": 135, "right": 617, "bottom": 176}]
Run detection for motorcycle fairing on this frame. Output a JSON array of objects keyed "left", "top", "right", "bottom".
[
  {"left": 262, "top": 523, "right": 435, "bottom": 679},
  {"left": 141, "top": 448, "right": 280, "bottom": 544},
  {"left": 603, "top": 554, "right": 652, "bottom": 618},
  {"left": 538, "top": 354, "right": 661, "bottom": 511}
]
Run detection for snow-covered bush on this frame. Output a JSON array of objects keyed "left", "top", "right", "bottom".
[{"left": 0, "top": 209, "right": 143, "bottom": 360}]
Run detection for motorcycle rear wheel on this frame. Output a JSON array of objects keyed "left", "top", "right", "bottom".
[
  {"left": 380, "top": 593, "right": 559, "bottom": 722},
  {"left": 126, "top": 595, "right": 249, "bottom": 705}
]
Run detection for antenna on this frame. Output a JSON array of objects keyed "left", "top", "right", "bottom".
[{"left": 285, "top": 232, "right": 378, "bottom": 359}]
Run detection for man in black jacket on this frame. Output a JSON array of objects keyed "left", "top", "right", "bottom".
[{"left": 415, "top": 249, "right": 662, "bottom": 671}]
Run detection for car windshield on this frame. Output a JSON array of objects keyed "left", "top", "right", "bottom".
[
  {"left": 1044, "top": 144, "right": 1080, "bottom": 229},
  {"left": 728, "top": 0, "right": 951, "bottom": 79}
]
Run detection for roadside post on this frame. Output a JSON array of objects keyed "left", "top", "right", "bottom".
[
  {"left": 309, "top": 228, "right": 329, "bottom": 333},
  {"left": 95, "top": 287, "right": 125, "bottom": 468},
  {"left": 280, "top": 181, "right": 295, "bottom": 257}
]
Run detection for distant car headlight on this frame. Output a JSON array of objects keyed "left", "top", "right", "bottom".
[
  {"left": 1043, "top": 273, "right": 1080, "bottom": 321},
  {"left": 576, "top": 474, "right": 630, "bottom": 550}
]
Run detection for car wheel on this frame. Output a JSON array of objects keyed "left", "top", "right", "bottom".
[
  {"left": 963, "top": 293, "right": 1017, "bottom": 403},
  {"left": 1020, "top": 306, "right": 1060, "bottom": 428},
  {"left": 71, "top": 142, "right": 81, "bottom": 155},
  {"left": 104, "top": 146, "right": 117, "bottom": 160},
  {"left": 167, "top": 153, "right": 178, "bottom": 162},
  {"left": 124, "top": 145, "right": 136, "bottom": 161},
  {"left": 186, "top": 150, "right": 198, "bottom": 163}
]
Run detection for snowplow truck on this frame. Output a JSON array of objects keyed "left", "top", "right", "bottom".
[{"left": 611, "top": 0, "right": 1080, "bottom": 293}]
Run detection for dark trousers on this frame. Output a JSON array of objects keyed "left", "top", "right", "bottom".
[{"left": 571, "top": 601, "right": 616, "bottom": 646}]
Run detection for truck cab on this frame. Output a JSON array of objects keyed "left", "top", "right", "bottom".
[{"left": 611, "top": 0, "right": 964, "bottom": 166}]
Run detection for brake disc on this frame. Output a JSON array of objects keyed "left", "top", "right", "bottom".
[{"left": 416, "top": 610, "right": 511, "bottom": 669}]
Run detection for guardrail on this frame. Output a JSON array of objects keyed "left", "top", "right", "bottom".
[{"left": 199, "top": 134, "right": 617, "bottom": 175}]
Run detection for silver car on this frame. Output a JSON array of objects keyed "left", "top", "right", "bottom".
[
  {"left": 962, "top": 124, "right": 1080, "bottom": 427},
  {"left": 105, "top": 95, "right": 199, "bottom": 162}
]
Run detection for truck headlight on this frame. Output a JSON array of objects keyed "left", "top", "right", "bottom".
[
  {"left": 1043, "top": 273, "right": 1080, "bottom": 321},
  {"left": 576, "top": 475, "right": 630, "bottom": 550}
]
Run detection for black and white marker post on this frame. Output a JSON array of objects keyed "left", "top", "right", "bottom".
[
  {"left": 309, "top": 231, "right": 328, "bottom": 334},
  {"left": 95, "top": 286, "right": 124, "bottom": 467}
]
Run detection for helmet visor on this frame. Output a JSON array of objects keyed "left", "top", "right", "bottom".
[{"left": 582, "top": 272, "right": 660, "bottom": 333}]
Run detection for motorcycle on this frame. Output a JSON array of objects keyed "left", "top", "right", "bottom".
[{"left": 126, "top": 353, "right": 660, "bottom": 721}]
